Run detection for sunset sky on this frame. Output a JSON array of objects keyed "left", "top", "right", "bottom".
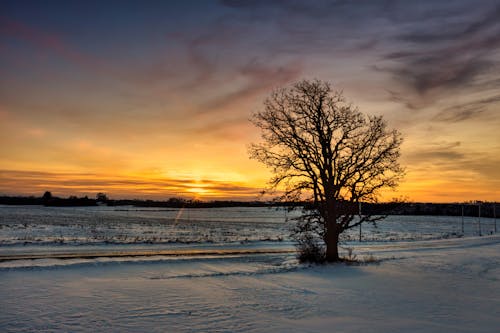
[{"left": 1, "top": 0, "right": 499, "bottom": 202}]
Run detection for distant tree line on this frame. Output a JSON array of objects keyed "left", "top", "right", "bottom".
[
  {"left": 0, "top": 193, "right": 497, "bottom": 217},
  {"left": 0, "top": 191, "right": 98, "bottom": 206},
  {"left": 0, "top": 192, "right": 295, "bottom": 209},
  {"left": 361, "top": 201, "right": 498, "bottom": 218}
]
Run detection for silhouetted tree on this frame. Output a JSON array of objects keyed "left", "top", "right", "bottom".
[
  {"left": 42, "top": 191, "right": 52, "bottom": 201},
  {"left": 249, "top": 79, "right": 404, "bottom": 262},
  {"left": 96, "top": 192, "right": 108, "bottom": 203}
]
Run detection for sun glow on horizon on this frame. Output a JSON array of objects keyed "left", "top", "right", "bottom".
[{"left": 0, "top": 1, "right": 499, "bottom": 203}]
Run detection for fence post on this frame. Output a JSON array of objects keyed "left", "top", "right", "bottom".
[
  {"left": 461, "top": 205, "right": 464, "bottom": 234},
  {"left": 478, "top": 203, "right": 482, "bottom": 236},
  {"left": 358, "top": 202, "right": 362, "bottom": 242},
  {"left": 494, "top": 204, "right": 497, "bottom": 234}
]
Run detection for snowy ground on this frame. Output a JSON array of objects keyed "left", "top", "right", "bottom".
[
  {"left": 1, "top": 205, "right": 496, "bottom": 247},
  {"left": 1, "top": 235, "right": 499, "bottom": 332}
]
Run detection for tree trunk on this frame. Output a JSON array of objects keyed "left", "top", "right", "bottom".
[{"left": 325, "top": 221, "right": 340, "bottom": 262}]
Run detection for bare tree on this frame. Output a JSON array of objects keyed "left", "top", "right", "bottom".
[{"left": 249, "top": 79, "right": 404, "bottom": 262}]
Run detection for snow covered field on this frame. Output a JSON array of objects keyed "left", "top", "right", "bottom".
[
  {"left": 1, "top": 236, "right": 498, "bottom": 332},
  {"left": 1, "top": 205, "right": 496, "bottom": 247},
  {"left": 0, "top": 206, "right": 499, "bottom": 332}
]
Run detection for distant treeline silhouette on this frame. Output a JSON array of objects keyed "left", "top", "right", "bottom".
[
  {"left": 0, "top": 194, "right": 497, "bottom": 218},
  {"left": 360, "top": 201, "right": 498, "bottom": 218}
]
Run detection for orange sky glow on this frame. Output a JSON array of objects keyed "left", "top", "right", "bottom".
[{"left": 1, "top": 1, "right": 499, "bottom": 203}]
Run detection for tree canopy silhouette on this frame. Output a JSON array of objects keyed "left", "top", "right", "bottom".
[{"left": 249, "top": 79, "right": 404, "bottom": 262}]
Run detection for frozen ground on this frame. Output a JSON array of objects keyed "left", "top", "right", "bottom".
[
  {"left": 0, "top": 205, "right": 496, "bottom": 247},
  {"left": 1, "top": 235, "right": 499, "bottom": 332}
]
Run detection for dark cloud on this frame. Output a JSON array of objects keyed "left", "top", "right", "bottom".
[
  {"left": 397, "top": 4, "right": 500, "bottom": 43},
  {"left": 220, "top": 0, "right": 339, "bottom": 17},
  {"left": 202, "top": 60, "right": 302, "bottom": 113},
  {"left": 385, "top": 89, "right": 423, "bottom": 110},
  {"left": 434, "top": 106, "right": 485, "bottom": 123},
  {"left": 163, "top": 11, "right": 304, "bottom": 114},
  {"left": 379, "top": 2, "right": 500, "bottom": 110},
  {"left": 405, "top": 141, "right": 464, "bottom": 164},
  {"left": 218, "top": 0, "right": 388, "bottom": 58},
  {"left": 408, "top": 150, "right": 464, "bottom": 164},
  {"left": 434, "top": 95, "right": 500, "bottom": 122},
  {"left": 220, "top": 0, "right": 500, "bottom": 105},
  {"left": 404, "top": 140, "right": 500, "bottom": 181},
  {"left": 390, "top": 56, "right": 491, "bottom": 95},
  {"left": 221, "top": 0, "right": 398, "bottom": 23}
]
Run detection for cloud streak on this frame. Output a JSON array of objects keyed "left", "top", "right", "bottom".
[
  {"left": 202, "top": 60, "right": 302, "bottom": 114},
  {"left": 0, "top": 170, "right": 262, "bottom": 200},
  {"left": 0, "top": 15, "right": 108, "bottom": 74},
  {"left": 404, "top": 141, "right": 500, "bottom": 180},
  {"left": 379, "top": 2, "right": 500, "bottom": 111},
  {"left": 434, "top": 95, "right": 500, "bottom": 122}
]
